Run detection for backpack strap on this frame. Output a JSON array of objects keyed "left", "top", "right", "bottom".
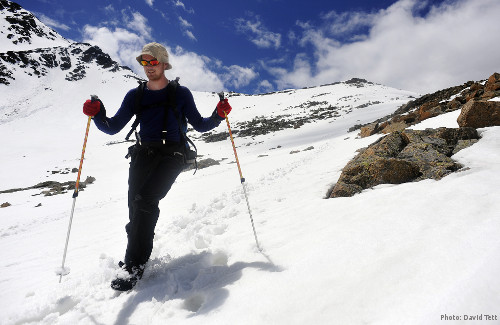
[
  {"left": 163, "top": 78, "right": 179, "bottom": 144},
  {"left": 125, "top": 81, "right": 147, "bottom": 142},
  {"left": 165, "top": 78, "right": 198, "bottom": 171}
]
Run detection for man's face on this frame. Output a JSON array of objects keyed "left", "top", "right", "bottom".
[{"left": 141, "top": 54, "right": 167, "bottom": 81}]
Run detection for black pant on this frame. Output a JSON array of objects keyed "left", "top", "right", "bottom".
[{"left": 124, "top": 143, "right": 184, "bottom": 268}]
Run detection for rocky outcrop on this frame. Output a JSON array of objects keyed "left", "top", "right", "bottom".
[
  {"left": 0, "top": 176, "right": 96, "bottom": 196},
  {"left": 358, "top": 73, "right": 500, "bottom": 137},
  {"left": 330, "top": 127, "right": 479, "bottom": 198},
  {"left": 457, "top": 100, "right": 500, "bottom": 128}
]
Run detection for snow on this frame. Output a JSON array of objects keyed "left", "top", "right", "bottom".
[{"left": 1, "top": 66, "right": 500, "bottom": 325}]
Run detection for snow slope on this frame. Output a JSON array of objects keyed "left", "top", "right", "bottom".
[{"left": 1, "top": 67, "right": 500, "bottom": 325}]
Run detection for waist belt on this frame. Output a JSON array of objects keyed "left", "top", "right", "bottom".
[{"left": 137, "top": 140, "right": 181, "bottom": 147}]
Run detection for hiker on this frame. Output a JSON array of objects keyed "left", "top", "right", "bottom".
[{"left": 82, "top": 42, "right": 232, "bottom": 291}]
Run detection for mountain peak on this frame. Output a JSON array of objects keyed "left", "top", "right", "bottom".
[{"left": 0, "top": 0, "right": 69, "bottom": 52}]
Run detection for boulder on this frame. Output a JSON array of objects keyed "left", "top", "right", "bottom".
[
  {"left": 457, "top": 100, "right": 500, "bottom": 128},
  {"left": 485, "top": 72, "right": 500, "bottom": 92},
  {"left": 418, "top": 101, "right": 445, "bottom": 121},
  {"left": 360, "top": 123, "right": 381, "bottom": 138},
  {"left": 483, "top": 73, "right": 500, "bottom": 99},
  {"left": 381, "top": 121, "right": 407, "bottom": 134},
  {"left": 330, "top": 127, "right": 479, "bottom": 198}
]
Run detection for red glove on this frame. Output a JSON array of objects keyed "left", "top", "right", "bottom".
[
  {"left": 217, "top": 98, "right": 232, "bottom": 118},
  {"left": 83, "top": 99, "right": 101, "bottom": 116}
]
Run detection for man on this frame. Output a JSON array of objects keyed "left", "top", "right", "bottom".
[{"left": 82, "top": 42, "right": 232, "bottom": 291}]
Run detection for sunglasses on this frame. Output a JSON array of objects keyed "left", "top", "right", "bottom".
[{"left": 140, "top": 59, "right": 160, "bottom": 66}]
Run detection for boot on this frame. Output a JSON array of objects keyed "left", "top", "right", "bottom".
[{"left": 111, "top": 261, "right": 145, "bottom": 291}]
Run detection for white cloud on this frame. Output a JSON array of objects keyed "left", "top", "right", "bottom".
[
  {"left": 36, "top": 13, "right": 70, "bottom": 31},
  {"left": 123, "top": 11, "right": 152, "bottom": 36},
  {"left": 270, "top": 0, "right": 500, "bottom": 94},
  {"left": 221, "top": 65, "right": 258, "bottom": 89},
  {"left": 320, "top": 10, "right": 375, "bottom": 37},
  {"left": 174, "top": 0, "right": 195, "bottom": 14},
  {"left": 178, "top": 16, "right": 192, "bottom": 28},
  {"left": 145, "top": 0, "right": 154, "bottom": 7},
  {"left": 235, "top": 16, "right": 281, "bottom": 49},
  {"left": 168, "top": 46, "right": 224, "bottom": 91},
  {"left": 267, "top": 53, "right": 313, "bottom": 90},
  {"left": 178, "top": 16, "right": 196, "bottom": 41},
  {"left": 256, "top": 80, "right": 274, "bottom": 93},
  {"left": 184, "top": 30, "right": 197, "bottom": 41}
]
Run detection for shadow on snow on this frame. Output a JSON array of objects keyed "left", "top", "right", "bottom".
[{"left": 114, "top": 251, "right": 281, "bottom": 324}]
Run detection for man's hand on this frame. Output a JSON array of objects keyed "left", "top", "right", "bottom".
[
  {"left": 83, "top": 99, "right": 101, "bottom": 117},
  {"left": 216, "top": 98, "right": 232, "bottom": 118}
]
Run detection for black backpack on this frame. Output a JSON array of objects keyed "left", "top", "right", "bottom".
[{"left": 125, "top": 77, "right": 197, "bottom": 169}]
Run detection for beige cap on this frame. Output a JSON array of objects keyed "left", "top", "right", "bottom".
[{"left": 136, "top": 42, "right": 172, "bottom": 70}]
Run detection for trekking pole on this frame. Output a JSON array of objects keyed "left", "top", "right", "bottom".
[
  {"left": 218, "top": 92, "right": 262, "bottom": 252},
  {"left": 58, "top": 95, "right": 97, "bottom": 283}
]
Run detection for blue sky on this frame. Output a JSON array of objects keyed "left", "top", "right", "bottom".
[{"left": 16, "top": 0, "right": 500, "bottom": 94}]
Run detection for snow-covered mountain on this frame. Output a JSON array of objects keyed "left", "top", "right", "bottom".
[
  {"left": 2, "top": 1, "right": 500, "bottom": 324},
  {"left": 0, "top": 0, "right": 69, "bottom": 51},
  {"left": 0, "top": 41, "right": 140, "bottom": 123}
]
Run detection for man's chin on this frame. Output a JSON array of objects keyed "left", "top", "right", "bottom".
[{"left": 147, "top": 74, "right": 161, "bottom": 81}]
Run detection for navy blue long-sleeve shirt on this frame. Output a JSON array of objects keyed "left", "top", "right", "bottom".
[{"left": 93, "top": 84, "right": 223, "bottom": 142}]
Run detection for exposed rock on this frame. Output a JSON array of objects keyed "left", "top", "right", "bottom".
[
  {"left": 0, "top": 176, "right": 96, "bottom": 196},
  {"left": 202, "top": 131, "right": 230, "bottom": 143},
  {"left": 330, "top": 127, "right": 480, "bottom": 198},
  {"left": 457, "top": 100, "right": 500, "bottom": 128},
  {"left": 485, "top": 72, "right": 500, "bottom": 93},
  {"left": 183, "top": 158, "right": 221, "bottom": 172},
  {"left": 360, "top": 123, "right": 382, "bottom": 137},
  {"left": 381, "top": 121, "right": 407, "bottom": 134},
  {"left": 1, "top": 202, "right": 11, "bottom": 208},
  {"left": 344, "top": 78, "right": 374, "bottom": 87},
  {"left": 418, "top": 101, "right": 446, "bottom": 120}
]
